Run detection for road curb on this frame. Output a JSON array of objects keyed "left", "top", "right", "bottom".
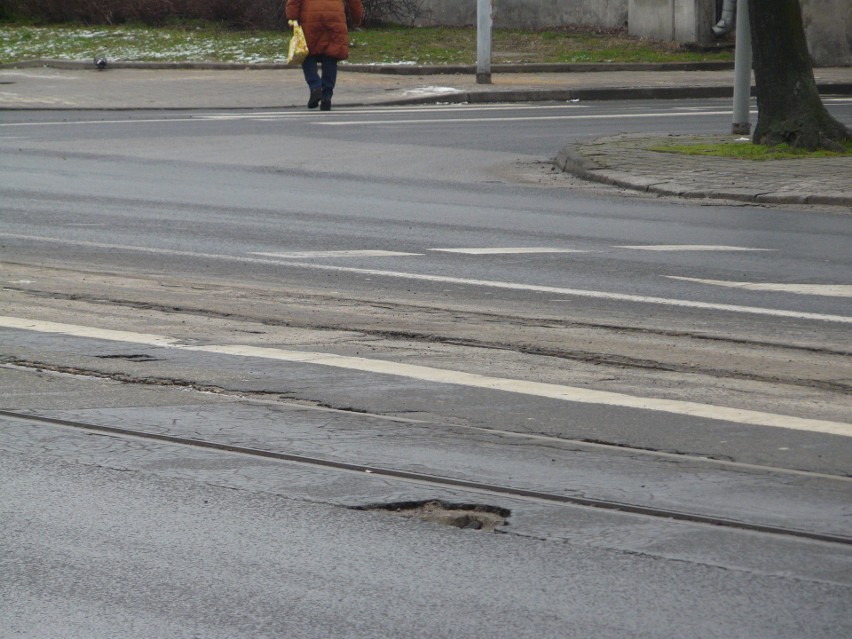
[
  {"left": 375, "top": 86, "right": 740, "bottom": 107},
  {"left": 358, "top": 83, "right": 852, "bottom": 107}
]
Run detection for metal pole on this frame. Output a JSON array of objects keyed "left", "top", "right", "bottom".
[
  {"left": 732, "top": 0, "right": 752, "bottom": 134},
  {"left": 476, "top": 0, "right": 492, "bottom": 84}
]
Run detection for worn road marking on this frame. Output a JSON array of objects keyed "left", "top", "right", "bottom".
[
  {"left": 667, "top": 276, "right": 852, "bottom": 298},
  {"left": 2, "top": 317, "right": 851, "bottom": 437},
  {"left": 3, "top": 233, "right": 851, "bottom": 324},
  {"left": 619, "top": 245, "right": 775, "bottom": 252},
  {"left": 193, "top": 104, "right": 590, "bottom": 120},
  {"left": 251, "top": 262, "right": 852, "bottom": 324},
  {"left": 317, "top": 111, "right": 739, "bottom": 126},
  {"left": 251, "top": 250, "right": 422, "bottom": 259},
  {"left": 430, "top": 248, "right": 587, "bottom": 255},
  {"left": 0, "top": 103, "right": 592, "bottom": 126},
  {"left": 0, "top": 106, "right": 723, "bottom": 128}
]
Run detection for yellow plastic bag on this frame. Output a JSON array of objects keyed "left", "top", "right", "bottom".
[{"left": 287, "top": 20, "right": 309, "bottom": 66}]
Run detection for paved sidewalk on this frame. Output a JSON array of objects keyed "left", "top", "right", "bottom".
[
  {"left": 1, "top": 62, "right": 850, "bottom": 109},
  {"left": 1, "top": 62, "right": 850, "bottom": 205},
  {"left": 556, "top": 134, "right": 852, "bottom": 206}
]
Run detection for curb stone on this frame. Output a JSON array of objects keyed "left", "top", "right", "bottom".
[{"left": 376, "top": 85, "right": 757, "bottom": 107}]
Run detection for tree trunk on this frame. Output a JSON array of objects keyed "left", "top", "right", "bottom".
[{"left": 748, "top": 0, "right": 850, "bottom": 150}]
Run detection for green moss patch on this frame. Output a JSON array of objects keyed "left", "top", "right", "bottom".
[{"left": 649, "top": 139, "right": 852, "bottom": 160}]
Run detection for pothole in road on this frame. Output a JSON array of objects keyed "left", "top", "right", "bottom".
[{"left": 356, "top": 500, "right": 510, "bottom": 532}]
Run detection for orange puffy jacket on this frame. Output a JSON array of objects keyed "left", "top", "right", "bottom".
[{"left": 285, "top": 0, "right": 364, "bottom": 61}]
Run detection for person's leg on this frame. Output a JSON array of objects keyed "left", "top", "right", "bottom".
[
  {"left": 301, "top": 55, "right": 322, "bottom": 108},
  {"left": 713, "top": 0, "right": 736, "bottom": 37},
  {"left": 319, "top": 56, "right": 338, "bottom": 109}
]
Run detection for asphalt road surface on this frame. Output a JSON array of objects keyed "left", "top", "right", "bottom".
[{"left": 2, "top": 98, "right": 851, "bottom": 637}]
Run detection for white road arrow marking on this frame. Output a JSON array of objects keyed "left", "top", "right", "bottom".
[
  {"left": 3, "top": 234, "right": 850, "bottom": 324},
  {"left": 251, "top": 250, "right": 422, "bottom": 259},
  {"left": 666, "top": 277, "right": 852, "bottom": 298},
  {"left": 430, "top": 248, "right": 587, "bottom": 255},
  {"left": 619, "top": 245, "right": 774, "bottom": 252}
]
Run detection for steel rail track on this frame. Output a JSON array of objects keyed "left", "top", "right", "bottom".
[{"left": 2, "top": 408, "right": 850, "bottom": 546}]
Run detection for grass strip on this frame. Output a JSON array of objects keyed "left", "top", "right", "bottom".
[{"left": 0, "top": 23, "right": 734, "bottom": 65}]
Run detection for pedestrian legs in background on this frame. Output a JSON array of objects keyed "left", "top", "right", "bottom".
[
  {"left": 308, "top": 87, "right": 321, "bottom": 109},
  {"left": 302, "top": 55, "right": 338, "bottom": 111},
  {"left": 713, "top": 0, "right": 737, "bottom": 37}
]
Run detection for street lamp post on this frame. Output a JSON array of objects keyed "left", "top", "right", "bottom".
[
  {"left": 477, "top": 0, "right": 492, "bottom": 84},
  {"left": 732, "top": 0, "right": 752, "bottom": 134}
]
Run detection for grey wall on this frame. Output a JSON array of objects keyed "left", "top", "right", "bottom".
[
  {"left": 627, "top": 0, "right": 849, "bottom": 66},
  {"left": 408, "top": 0, "right": 849, "bottom": 66},
  {"left": 628, "top": 0, "right": 715, "bottom": 44},
  {"left": 413, "top": 1, "right": 628, "bottom": 29}
]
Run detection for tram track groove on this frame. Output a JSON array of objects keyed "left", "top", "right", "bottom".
[
  {"left": 2, "top": 408, "right": 850, "bottom": 546},
  {"left": 4, "top": 360, "right": 851, "bottom": 482}
]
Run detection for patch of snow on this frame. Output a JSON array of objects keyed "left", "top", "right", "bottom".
[{"left": 402, "top": 86, "right": 463, "bottom": 97}]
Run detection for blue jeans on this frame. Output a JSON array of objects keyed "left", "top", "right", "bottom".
[{"left": 302, "top": 55, "right": 338, "bottom": 101}]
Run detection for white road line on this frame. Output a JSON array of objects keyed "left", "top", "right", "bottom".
[
  {"left": 317, "top": 110, "right": 742, "bottom": 126},
  {"left": 430, "top": 248, "right": 587, "bottom": 255},
  {"left": 667, "top": 277, "right": 852, "bottom": 298},
  {"left": 0, "top": 107, "right": 730, "bottom": 128},
  {"left": 193, "top": 104, "right": 590, "bottom": 120},
  {"left": 251, "top": 250, "right": 422, "bottom": 259},
  {"left": 0, "top": 103, "right": 592, "bottom": 127},
  {"left": 2, "top": 233, "right": 850, "bottom": 324},
  {"left": 2, "top": 316, "right": 850, "bottom": 437},
  {"left": 619, "top": 245, "right": 775, "bottom": 252},
  {"left": 258, "top": 263, "right": 852, "bottom": 323},
  {"left": 0, "top": 117, "right": 197, "bottom": 128}
]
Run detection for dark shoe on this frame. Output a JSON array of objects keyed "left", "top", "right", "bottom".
[
  {"left": 308, "top": 88, "right": 322, "bottom": 109},
  {"left": 320, "top": 100, "right": 331, "bottom": 111}
]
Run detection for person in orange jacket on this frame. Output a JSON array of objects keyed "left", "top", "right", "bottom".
[{"left": 285, "top": 0, "right": 365, "bottom": 111}]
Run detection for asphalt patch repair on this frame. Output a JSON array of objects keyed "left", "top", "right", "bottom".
[{"left": 356, "top": 500, "right": 510, "bottom": 532}]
